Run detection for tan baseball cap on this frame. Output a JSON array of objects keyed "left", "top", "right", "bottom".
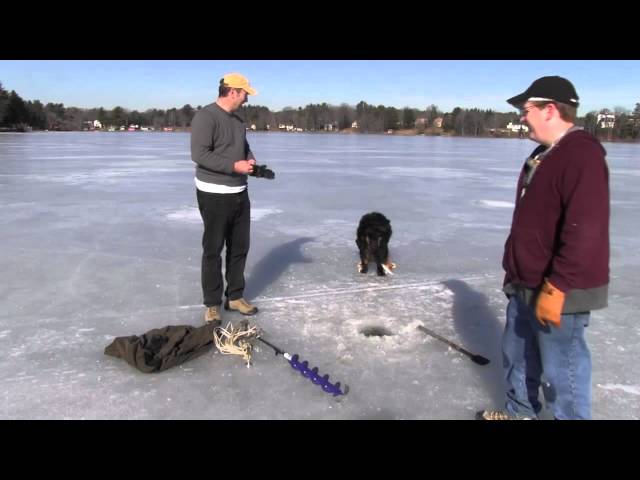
[{"left": 221, "top": 73, "right": 257, "bottom": 95}]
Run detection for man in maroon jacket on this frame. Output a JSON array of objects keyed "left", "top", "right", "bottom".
[{"left": 477, "top": 76, "right": 610, "bottom": 420}]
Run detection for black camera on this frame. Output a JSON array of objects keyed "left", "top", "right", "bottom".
[{"left": 249, "top": 164, "right": 275, "bottom": 180}]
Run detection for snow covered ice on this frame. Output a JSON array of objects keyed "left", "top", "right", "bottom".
[{"left": 1, "top": 131, "right": 639, "bottom": 419}]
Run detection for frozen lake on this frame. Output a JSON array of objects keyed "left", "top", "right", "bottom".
[{"left": 1, "top": 131, "right": 639, "bottom": 419}]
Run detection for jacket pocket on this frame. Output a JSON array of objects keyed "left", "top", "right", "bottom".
[{"left": 510, "top": 226, "right": 552, "bottom": 283}]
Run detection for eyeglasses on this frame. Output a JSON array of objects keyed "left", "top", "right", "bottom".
[{"left": 519, "top": 106, "right": 537, "bottom": 117}]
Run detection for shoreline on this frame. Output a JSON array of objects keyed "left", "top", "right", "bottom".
[{"left": 5, "top": 128, "right": 639, "bottom": 144}]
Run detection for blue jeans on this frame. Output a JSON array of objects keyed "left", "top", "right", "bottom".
[{"left": 502, "top": 296, "right": 592, "bottom": 419}]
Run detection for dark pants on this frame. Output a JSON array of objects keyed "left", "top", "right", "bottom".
[{"left": 196, "top": 189, "right": 251, "bottom": 307}]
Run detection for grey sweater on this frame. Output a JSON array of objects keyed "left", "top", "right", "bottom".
[{"left": 190, "top": 102, "right": 255, "bottom": 187}]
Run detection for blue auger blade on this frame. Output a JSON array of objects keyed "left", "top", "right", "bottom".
[
  {"left": 287, "top": 353, "right": 347, "bottom": 397},
  {"left": 309, "top": 367, "right": 323, "bottom": 385},
  {"left": 289, "top": 353, "right": 301, "bottom": 369},
  {"left": 257, "top": 338, "right": 348, "bottom": 396},
  {"left": 321, "top": 379, "right": 345, "bottom": 396},
  {"left": 300, "top": 360, "right": 311, "bottom": 377}
]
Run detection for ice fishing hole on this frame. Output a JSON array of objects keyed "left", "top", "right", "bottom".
[{"left": 360, "top": 326, "right": 394, "bottom": 337}]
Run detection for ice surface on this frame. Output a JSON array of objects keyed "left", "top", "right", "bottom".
[{"left": 1, "top": 131, "right": 638, "bottom": 419}]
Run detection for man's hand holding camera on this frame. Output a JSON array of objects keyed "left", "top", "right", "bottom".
[
  {"left": 233, "top": 159, "right": 275, "bottom": 179},
  {"left": 233, "top": 159, "right": 256, "bottom": 175},
  {"left": 249, "top": 164, "right": 275, "bottom": 179}
]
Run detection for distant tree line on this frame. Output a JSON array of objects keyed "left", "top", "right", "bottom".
[{"left": 1, "top": 81, "right": 639, "bottom": 140}]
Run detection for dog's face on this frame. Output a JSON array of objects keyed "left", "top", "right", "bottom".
[{"left": 356, "top": 212, "right": 396, "bottom": 276}]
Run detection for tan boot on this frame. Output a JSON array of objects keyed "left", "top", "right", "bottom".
[
  {"left": 475, "top": 410, "right": 535, "bottom": 420},
  {"left": 204, "top": 305, "right": 221, "bottom": 324},
  {"left": 224, "top": 298, "right": 258, "bottom": 316}
]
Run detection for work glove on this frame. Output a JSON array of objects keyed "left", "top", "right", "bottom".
[{"left": 535, "top": 278, "right": 565, "bottom": 328}]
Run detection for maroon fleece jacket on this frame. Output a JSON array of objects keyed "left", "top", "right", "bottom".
[{"left": 502, "top": 129, "right": 610, "bottom": 293}]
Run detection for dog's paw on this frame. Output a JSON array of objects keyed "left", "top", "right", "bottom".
[
  {"left": 381, "top": 264, "right": 394, "bottom": 276},
  {"left": 357, "top": 262, "right": 363, "bottom": 273},
  {"left": 357, "top": 262, "right": 368, "bottom": 274},
  {"left": 388, "top": 262, "right": 397, "bottom": 270}
]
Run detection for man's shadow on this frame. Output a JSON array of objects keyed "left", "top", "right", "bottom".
[
  {"left": 244, "top": 237, "right": 314, "bottom": 300},
  {"left": 441, "top": 279, "right": 505, "bottom": 408}
]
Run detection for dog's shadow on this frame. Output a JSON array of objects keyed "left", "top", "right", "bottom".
[
  {"left": 441, "top": 279, "right": 505, "bottom": 408},
  {"left": 244, "top": 237, "right": 314, "bottom": 300}
]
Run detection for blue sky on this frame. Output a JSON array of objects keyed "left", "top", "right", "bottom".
[{"left": 1, "top": 60, "right": 638, "bottom": 113}]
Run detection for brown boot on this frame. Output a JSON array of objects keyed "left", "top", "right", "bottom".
[
  {"left": 204, "top": 305, "right": 221, "bottom": 324},
  {"left": 224, "top": 298, "right": 258, "bottom": 315}
]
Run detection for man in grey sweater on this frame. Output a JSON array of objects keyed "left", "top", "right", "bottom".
[{"left": 190, "top": 73, "right": 259, "bottom": 324}]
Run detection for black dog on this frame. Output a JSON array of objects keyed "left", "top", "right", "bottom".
[{"left": 356, "top": 212, "right": 396, "bottom": 276}]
